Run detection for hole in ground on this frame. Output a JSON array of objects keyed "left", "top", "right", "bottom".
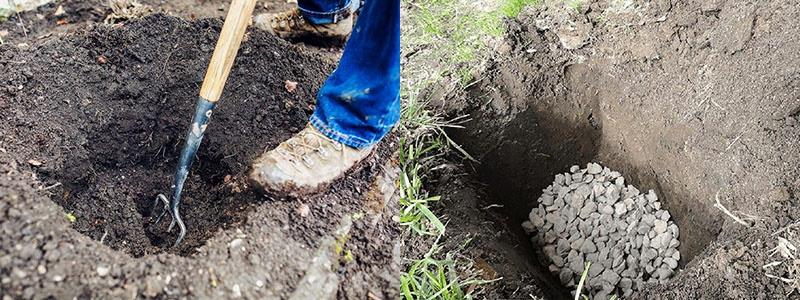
[
  {"left": 45, "top": 111, "right": 267, "bottom": 257},
  {"left": 447, "top": 62, "right": 723, "bottom": 295}
]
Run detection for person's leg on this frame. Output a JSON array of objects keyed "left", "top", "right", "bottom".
[
  {"left": 250, "top": 0, "right": 400, "bottom": 195},
  {"left": 253, "top": 0, "right": 360, "bottom": 42},
  {"left": 310, "top": 0, "right": 400, "bottom": 148}
]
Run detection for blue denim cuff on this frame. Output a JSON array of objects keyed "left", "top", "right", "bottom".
[
  {"left": 299, "top": 0, "right": 361, "bottom": 25},
  {"left": 309, "top": 114, "right": 373, "bottom": 149}
]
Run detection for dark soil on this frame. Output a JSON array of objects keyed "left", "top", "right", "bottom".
[
  {"left": 431, "top": 0, "right": 800, "bottom": 298},
  {"left": 0, "top": 13, "right": 398, "bottom": 299}
]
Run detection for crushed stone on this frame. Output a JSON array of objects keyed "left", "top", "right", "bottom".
[{"left": 522, "top": 163, "right": 681, "bottom": 299}]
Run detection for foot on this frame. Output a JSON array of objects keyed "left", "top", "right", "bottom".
[
  {"left": 253, "top": 8, "right": 353, "bottom": 43},
  {"left": 249, "top": 124, "right": 373, "bottom": 196}
]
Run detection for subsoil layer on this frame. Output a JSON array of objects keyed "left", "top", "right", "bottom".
[{"left": 0, "top": 14, "right": 398, "bottom": 299}]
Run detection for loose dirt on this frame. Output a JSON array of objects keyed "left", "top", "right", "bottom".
[
  {"left": 429, "top": 0, "right": 800, "bottom": 299},
  {"left": 0, "top": 13, "right": 398, "bottom": 299}
]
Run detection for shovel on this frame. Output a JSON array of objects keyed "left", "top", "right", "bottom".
[{"left": 152, "top": 0, "right": 257, "bottom": 247}]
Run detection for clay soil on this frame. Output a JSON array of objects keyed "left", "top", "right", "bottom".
[
  {"left": 425, "top": 0, "right": 800, "bottom": 299},
  {"left": 0, "top": 10, "right": 398, "bottom": 299}
]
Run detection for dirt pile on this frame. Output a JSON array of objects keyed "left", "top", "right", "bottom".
[
  {"left": 524, "top": 163, "right": 680, "bottom": 299},
  {"left": 0, "top": 14, "right": 398, "bottom": 299}
]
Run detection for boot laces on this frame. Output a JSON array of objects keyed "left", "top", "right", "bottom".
[
  {"left": 275, "top": 128, "right": 343, "bottom": 170},
  {"left": 272, "top": 9, "right": 305, "bottom": 31}
]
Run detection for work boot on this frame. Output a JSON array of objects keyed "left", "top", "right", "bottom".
[
  {"left": 250, "top": 124, "right": 373, "bottom": 196},
  {"left": 253, "top": 8, "right": 353, "bottom": 44}
]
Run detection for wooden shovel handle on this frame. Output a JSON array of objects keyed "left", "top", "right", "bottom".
[{"left": 199, "top": 0, "right": 257, "bottom": 103}]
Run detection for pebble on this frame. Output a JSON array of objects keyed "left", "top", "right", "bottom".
[
  {"left": 583, "top": 174, "right": 594, "bottom": 183},
  {"left": 600, "top": 205, "right": 614, "bottom": 215},
  {"left": 592, "top": 184, "right": 605, "bottom": 197},
  {"left": 571, "top": 237, "right": 585, "bottom": 250},
  {"left": 660, "top": 210, "right": 671, "bottom": 221},
  {"left": 579, "top": 202, "right": 597, "bottom": 219},
  {"left": 541, "top": 194, "right": 555, "bottom": 206},
  {"left": 664, "top": 257, "right": 678, "bottom": 269},
  {"left": 642, "top": 214, "right": 656, "bottom": 226},
  {"left": 589, "top": 262, "right": 604, "bottom": 278},
  {"left": 570, "top": 193, "right": 586, "bottom": 209},
  {"left": 569, "top": 256, "right": 585, "bottom": 274},
  {"left": 587, "top": 163, "right": 603, "bottom": 174},
  {"left": 555, "top": 174, "right": 566, "bottom": 184},
  {"left": 547, "top": 214, "right": 567, "bottom": 234},
  {"left": 572, "top": 173, "right": 583, "bottom": 182},
  {"left": 97, "top": 266, "right": 110, "bottom": 277},
  {"left": 620, "top": 278, "right": 633, "bottom": 289},
  {"left": 655, "top": 267, "right": 672, "bottom": 280},
  {"left": 12, "top": 268, "right": 26, "bottom": 279},
  {"left": 637, "top": 224, "right": 650, "bottom": 235},
  {"left": 653, "top": 232, "right": 674, "bottom": 251},
  {"left": 601, "top": 269, "right": 621, "bottom": 285},
  {"left": 581, "top": 239, "right": 597, "bottom": 253},
  {"left": 653, "top": 220, "right": 668, "bottom": 234},
  {"left": 613, "top": 203, "right": 627, "bottom": 216},
  {"left": 645, "top": 190, "right": 657, "bottom": 202},
  {"left": 559, "top": 268, "right": 573, "bottom": 284},
  {"left": 641, "top": 248, "right": 658, "bottom": 262}
]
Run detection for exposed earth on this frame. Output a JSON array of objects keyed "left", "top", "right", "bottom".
[
  {"left": 0, "top": 4, "right": 398, "bottom": 299},
  {"left": 427, "top": 0, "right": 800, "bottom": 299},
  {"left": 2, "top": 0, "right": 800, "bottom": 299}
]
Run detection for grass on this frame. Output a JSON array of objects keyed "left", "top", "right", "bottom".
[
  {"left": 400, "top": 236, "right": 498, "bottom": 300},
  {"left": 398, "top": 0, "right": 541, "bottom": 298},
  {"left": 565, "top": 0, "right": 584, "bottom": 12},
  {"left": 501, "top": 0, "right": 541, "bottom": 17},
  {"left": 403, "top": 0, "right": 506, "bottom": 87},
  {"left": 573, "top": 262, "right": 618, "bottom": 300},
  {"left": 65, "top": 212, "right": 76, "bottom": 223},
  {"left": 574, "top": 262, "right": 591, "bottom": 300}
]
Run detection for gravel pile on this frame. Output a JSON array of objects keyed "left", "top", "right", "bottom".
[{"left": 522, "top": 163, "right": 681, "bottom": 299}]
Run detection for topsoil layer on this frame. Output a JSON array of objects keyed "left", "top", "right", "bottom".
[
  {"left": 431, "top": 0, "right": 800, "bottom": 299},
  {"left": 0, "top": 14, "right": 398, "bottom": 299}
]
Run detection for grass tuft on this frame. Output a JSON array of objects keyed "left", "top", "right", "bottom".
[
  {"left": 400, "top": 236, "right": 498, "bottom": 299},
  {"left": 565, "top": 0, "right": 584, "bottom": 12},
  {"left": 501, "top": 0, "right": 540, "bottom": 17},
  {"left": 65, "top": 212, "right": 76, "bottom": 223}
]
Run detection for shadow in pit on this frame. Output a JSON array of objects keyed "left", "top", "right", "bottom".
[{"left": 450, "top": 104, "right": 601, "bottom": 299}]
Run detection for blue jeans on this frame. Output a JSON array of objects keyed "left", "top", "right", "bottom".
[{"left": 301, "top": 0, "right": 400, "bottom": 149}]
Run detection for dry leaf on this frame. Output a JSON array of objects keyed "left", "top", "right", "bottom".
[{"left": 27, "top": 159, "right": 42, "bottom": 166}]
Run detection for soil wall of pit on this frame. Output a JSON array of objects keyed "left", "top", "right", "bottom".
[{"left": 438, "top": 0, "right": 800, "bottom": 298}]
